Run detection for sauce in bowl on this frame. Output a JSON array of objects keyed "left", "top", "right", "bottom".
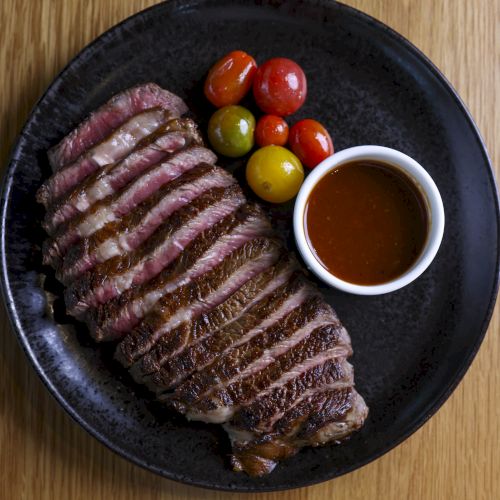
[{"left": 304, "top": 160, "right": 428, "bottom": 285}]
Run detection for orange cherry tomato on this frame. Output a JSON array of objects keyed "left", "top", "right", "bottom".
[
  {"left": 204, "top": 50, "right": 257, "bottom": 107},
  {"left": 255, "top": 115, "right": 289, "bottom": 147},
  {"left": 253, "top": 58, "right": 307, "bottom": 116},
  {"left": 288, "top": 119, "right": 334, "bottom": 169}
]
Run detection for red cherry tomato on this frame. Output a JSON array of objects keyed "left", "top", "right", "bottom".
[
  {"left": 204, "top": 50, "right": 257, "bottom": 107},
  {"left": 288, "top": 119, "right": 334, "bottom": 169},
  {"left": 254, "top": 115, "right": 289, "bottom": 147},
  {"left": 252, "top": 58, "right": 307, "bottom": 116}
]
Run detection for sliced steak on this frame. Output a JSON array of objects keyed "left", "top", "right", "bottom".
[
  {"left": 300, "top": 389, "right": 368, "bottom": 444},
  {"left": 273, "top": 387, "right": 355, "bottom": 437},
  {"left": 170, "top": 296, "right": 338, "bottom": 420},
  {"left": 38, "top": 108, "right": 169, "bottom": 207},
  {"left": 64, "top": 185, "right": 246, "bottom": 316},
  {"left": 116, "top": 237, "right": 282, "bottom": 368},
  {"left": 230, "top": 355, "right": 353, "bottom": 434},
  {"left": 228, "top": 387, "right": 368, "bottom": 476},
  {"left": 60, "top": 164, "right": 235, "bottom": 283},
  {"left": 189, "top": 324, "right": 352, "bottom": 423},
  {"left": 225, "top": 359, "right": 353, "bottom": 450},
  {"left": 152, "top": 272, "right": 307, "bottom": 394},
  {"left": 88, "top": 203, "right": 273, "bottom": 341},
  {"left": 47, "top": 83, "right": 187, "bottom": 171},
  {"left": 38, "top": 84, "right": 368, "bottom": 476},
  {"left": 42, "top": 146, "right": 216, "bottom": 268},
  {"left": 44, "top": 117, "right": 201, "bottom": 233},
  {"left": 229, "top": 438, "right": 296, "bottom": 477},
  {"left": 138, "top": 255, "right": 297, "bottom": 382}
]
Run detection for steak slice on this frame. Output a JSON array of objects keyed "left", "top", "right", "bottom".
[
  {"left": 47, "top": 83, "right": 187, "bottom": 171},
  {"left": 42, "top": 146, "right": 216, "bottom": 268},
  {"left": 169, "top": 296, "right": 337, "bottom": 420},
  {"left": 115, "top": 237, "right": 282, "bottom": 367},
  {"left": 64, "top": 185, "right": 246, "bottom": 316},
  {"left": 188, "top": 324, "right": 352, "bottom": 423},
  {"left": 228, "top": 387, "right": 368, "bottom": 476},
  {"left": 43, "top": 117, "right": 201, "bottom": 233},
  {"left": 88, "top": 203, "right": 273, "bottom": 341},
  {"left": 59, "top": 164, "right": 235, "bottom": 283},
  {"left": 297, "top": 389, "right": 368, "bottom": 443},
  {"left": 151, "top": 272, "right": 307, "bottom": 394},
  {"left": 38, "top": 108, "right": 169, "bottom": 207},
  {"left": 138, "top": 255, "right": 297, "bottom": 383},
  {"left": 230, "top": 355, "right": 354, "bottom": 434}
]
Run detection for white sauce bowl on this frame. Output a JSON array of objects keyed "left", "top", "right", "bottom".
[{"left": 293, "top": 145, "right": 445, "bottom": 295}]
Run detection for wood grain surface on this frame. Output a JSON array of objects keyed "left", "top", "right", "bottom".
[{"left": 0, "top": 1, "right": 498, "bottom": 499}]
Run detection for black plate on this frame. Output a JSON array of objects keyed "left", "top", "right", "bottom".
[{"left": 1, "top": 0, "right": 498, "bottom": 492}]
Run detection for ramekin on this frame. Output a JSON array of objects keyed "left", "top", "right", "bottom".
[{"left": 293, "top": 145, "right": 445, "bottom": 295}]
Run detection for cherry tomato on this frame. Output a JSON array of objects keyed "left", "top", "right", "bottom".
[
  {"left": 204, "top": 50, "right": 257, "bottom": 107},
  {"left": 252, "top": 58, "right": 307, "bottom": 116},
  {"left": 254, "top": 115, "right": 289, "bottom": 147},
  {"left": 208, "top": 105, "right": 255, "bottom": 157},
  {"left": 288, "top": 119, "right": 334, "bottom": 169},
  {"left": 246, "top": 146, "right": 304, "bottom": 203}
]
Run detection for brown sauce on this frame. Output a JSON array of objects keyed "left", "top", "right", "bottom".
[{"left": 304, "top": 160, "right": 428, "bottom": 285}]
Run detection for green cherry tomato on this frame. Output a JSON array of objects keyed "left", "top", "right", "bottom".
[{"left": 208, "top": 105, "right": 255, "bottom": 157}]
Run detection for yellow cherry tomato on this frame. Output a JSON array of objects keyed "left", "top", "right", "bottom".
[{"left": 246, "top": 146, "right": 304, "bottom": 203}]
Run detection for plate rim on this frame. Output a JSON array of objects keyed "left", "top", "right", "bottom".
[{"left": 1, "top": 0, "right": 499, "bottom": 492}]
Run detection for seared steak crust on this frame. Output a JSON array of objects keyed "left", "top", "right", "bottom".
[
  {"left": 231, "top": 355, "right": 352, "bottom": 433},
  {"left": 142, "top": 255, "right": 296, "bottom": 385},
  {"left": 116, "top": 237, "right": 282, "bottom": 367},
  {"left": 153, "top": 272, "right": 306, "bottom": 393},
  {"left": 191, "top": 324, "right": 351, "bottom": 422},
  {"left": 229, "top": 387, "right": 367, "bottom": 476},
  {"left": 171, "top": 296, "right": 333, "bottom": 412}
]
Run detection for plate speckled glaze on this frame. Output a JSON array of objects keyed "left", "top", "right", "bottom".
[{"left": 1, "top": 0, "right": 499, "bottom": 492}]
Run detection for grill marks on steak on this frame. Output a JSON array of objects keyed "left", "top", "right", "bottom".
[
  {"left": 277, "top": 386, "right": 357, "bottom": 439},
  {"left": 39, "top": 85, "right": 368, "bottom": 477},
  {"left": 227, "top": 373, "right": 367, "bottom": 476},
  {"left": 43, "top": 117, "right": 201, "bottom": 233},
  {"left": 170, "top": 296, "right": 336, "bottom": 420},
  {"left": 42, "top": 146, "right": 216, "bottom": 268},
  {"left": 228, "top": 388, "right": 368, "bottom": 476},
  {"left": 188, "top": 324, "right": 352, "bottom": 424},
  {"left": 87, "top": 203, "right": 273, "bottom": 341},
  {"left": 47, "top": 83, "right": 187, "bottom": 171},
  {"left": 116, "top": 237, "right": 283, "bottom": 367},
  {"left": 139, "top": 255, "right": 297, "bottom": 385},
  {"left": 64, "top": 185, "right": 246, "bottom": 316},
  {"left": 60, "top": 164, "right": 234, "bottom": 283},
  {"left": 231, "top": 356, "right": 353, "bottom": 434},
  {"left": 154, "top": 272, "right": 307, "bottom": 395},
  {"left": 38, "top": 108, "right": 170, "bottom": 207}
]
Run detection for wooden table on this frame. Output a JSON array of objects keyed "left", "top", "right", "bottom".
[{"left": 1, "top": 1, "right": 498, "bottom": 498}]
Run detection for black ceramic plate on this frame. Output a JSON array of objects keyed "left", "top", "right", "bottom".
[{"left": 1, "top": 0, "right": 498, "bottom": 492}]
